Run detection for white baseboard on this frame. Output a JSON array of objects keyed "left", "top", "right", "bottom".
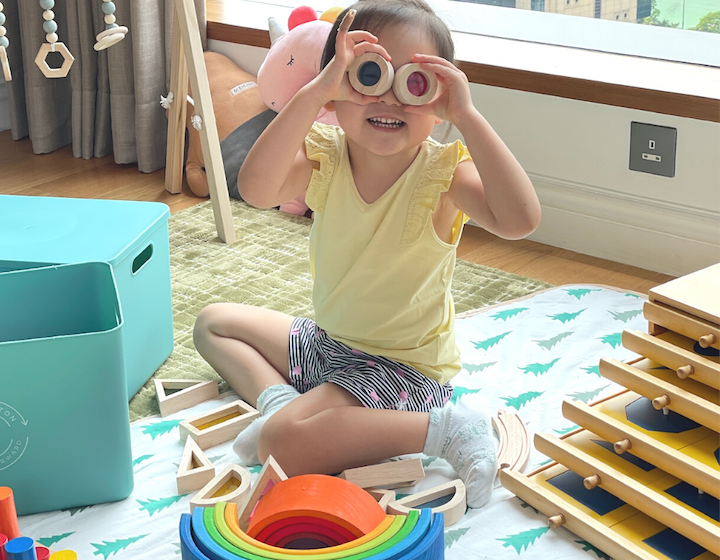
[{"left": 526, "top": 173, "right": 720, "bottom": 277}]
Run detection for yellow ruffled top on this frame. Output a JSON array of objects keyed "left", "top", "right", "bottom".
[{"left": 303, "top": 122, "right": 472, "bottom": 384}]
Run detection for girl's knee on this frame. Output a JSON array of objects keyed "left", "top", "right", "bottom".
[{"left": 257, "top": 411, "right": 307, "bottom": 470}]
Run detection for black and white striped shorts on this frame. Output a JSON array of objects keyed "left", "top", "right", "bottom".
[{"left": 287, "top": 317, "right": 454, "bottom": 412}]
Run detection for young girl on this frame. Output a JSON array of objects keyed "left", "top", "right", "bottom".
[{"left": 193, "top": 0, "right": 541, "bottom": 508}]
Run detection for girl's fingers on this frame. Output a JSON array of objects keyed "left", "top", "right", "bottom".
[
  {"left": 338, "top": 9, "right": 355, "bottom": 33},
  {"left": 353, "top": 41, "right": 391, "bottom": 61}
]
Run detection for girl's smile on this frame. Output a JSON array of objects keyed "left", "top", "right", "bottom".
[{"left": 366, "top": 115, "right": 406, "bottom": 131}]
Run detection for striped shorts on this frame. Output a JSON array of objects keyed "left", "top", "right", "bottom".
[{"left": 287, "top": 317, "right": 454, "bottom": 412}]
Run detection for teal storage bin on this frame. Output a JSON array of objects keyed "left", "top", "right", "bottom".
[
  {"left": 0, "top": 195, "right": 173, "bottom": 398},
  {"left": 0, "top": 262, "right": 133, "bottom": 515}
]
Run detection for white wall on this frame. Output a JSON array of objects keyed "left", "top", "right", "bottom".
[{"left": 210, "top": 40, "right": 720, "bottom": 277}]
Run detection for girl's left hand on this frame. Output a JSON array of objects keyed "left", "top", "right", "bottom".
[{"left": 402, "top": 54, "right": 475, "bottom": 125}]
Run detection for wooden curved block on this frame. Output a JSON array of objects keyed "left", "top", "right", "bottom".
[
  {"left": 0, "top": 46, "right": 11, "bottom": 82},
  {"left": 386, "top": 479, "right": 466, "bottom": 527},
  {"left": 189, "top": 464, "right": 251, "bottom": 513},
  {"left": 493, "top": 409, "right": 530, "bottom": 473}
]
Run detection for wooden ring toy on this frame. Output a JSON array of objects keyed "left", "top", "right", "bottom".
[
  {"left": 347, "top": 52, "right": 394, "bottom": 97},
  {"left": 392, "top": 63, "right": 438, "bottom": 106}
]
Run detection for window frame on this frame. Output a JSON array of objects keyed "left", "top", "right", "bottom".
[{"left": 206, "top": 0, "right": 720, "bottom": 123}]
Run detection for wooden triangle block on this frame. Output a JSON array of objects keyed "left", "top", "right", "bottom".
[
  {"left": 189, "top": 464, "right": 251, "bottom": 513},
  {"left": 176, "top": 437, "right": 216, "bottom": 494},
  {"left": 236, "top": 455, "right": 288, "bottom": 532},
  {"left": 155, "top": 378, "right": 219, "bottom": 417},
  {"left": 179, "top": 399, "right": 259, "bottom": 450},
  {"left": 366, "top": 488, "right": 396, "bottom": 512},
  {"left": 387, "top": 479, "right": 466, "bottom": 527}
]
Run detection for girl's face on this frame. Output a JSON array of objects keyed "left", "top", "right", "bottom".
[{"left": 331, "top": 24, "right": 443, "bottom": 159}]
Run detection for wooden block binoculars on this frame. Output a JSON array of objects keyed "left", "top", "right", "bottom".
[{"left": 348, "top": 52, "right": 439, "bottom": 106}]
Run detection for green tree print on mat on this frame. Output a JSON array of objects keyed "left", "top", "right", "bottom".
[
  {"left": 625, "top": 293, "right": 642, "bottom": 299},
  {"left": 502, "top": 391, "right": 543, "bottom": 410},
  {"left": 498, "top": 526, "right": 550, "bottom": 553},
  {"left": 463, "top": 361, "right": 497, "bottom": 374},
  {"left": 519, "top": 499, "right": 539, "bottom": 514},
  {"left": 422, "top": 456, "right": 439, "bottom": 468},
  {"left": 534, "top": 332, "right": 573, "bottom": 350},
  {"left": 582, "top": 365, "right": 601, "bottom": 377},
  {"left": 568, "top": 385, "right": 610, "bottom": 403},
  {"left": 554, "top": 424, "right": 580, "bottom": 435},
  {"left": 137, "top": 495, "right": 187, "bottom": 517},
  {"left": 548, "top": 309, "right": 586, "bottom": 323},
  {"left": 472, "top": 331, "right": 511, "bottom": 350},
  {"left": 491, "top": 307, "right": 529, "bottom": 321},
  {"left": 249, "top": 465, "right": 263, "bottom": 474},
  {"left": 451, "top": 387, "right": 482, "bottom": 404},
  {"left": 133, "top": 454, "right": 154, "bottom": 466},
  {"left": 37, "top": 532, "right": 75, "bottom": 548},
  {"left": 519, "top": 358, "right": 560, "bottom": 376},
  {"left": 609, "top": 309, "right": 642, "bottom": 323},
  {"left": 445, "top": 527, "right": 471, "bottom": 549},
  {"left": 141, "top": 419, "right": 181, "bottom": 440},
  {"left": 92, "top": 534, "right": 149, "bottom": 559},
  {"left": 598, "top": 333, "right": 622, "bottom": 348},
  {"left": 565, "top": 288, "right": 601, "bottom": 300},
  {"left": 576, "top": 540, "right": 611, "bottom": 559}
]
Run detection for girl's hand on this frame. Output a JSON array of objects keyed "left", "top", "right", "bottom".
[
  {"left": 403, "top": 54, "right": 476, "bottom": 125},
  {"left": 310, "top": 10, "right": 392, "bottom": 106}
]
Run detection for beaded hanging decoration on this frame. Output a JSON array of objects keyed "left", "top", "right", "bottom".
[
  {"left": 0, "top": 1, "right": 11, "bottom": 81},
  {"left": 34, "top": 0, "right": 74, "bottom": 78},
  {"left": 94, "top": 0, "right": 127, "bottom": 51}
]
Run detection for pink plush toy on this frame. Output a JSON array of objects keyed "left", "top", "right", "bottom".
[{"left": 257, "top": 6, "right": 342, "bottom": 217}]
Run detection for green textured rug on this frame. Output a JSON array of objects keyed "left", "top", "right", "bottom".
[{"left": 128, "top": 200, "right": 553, "bottom": 421}]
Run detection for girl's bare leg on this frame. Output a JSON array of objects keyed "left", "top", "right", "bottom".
[
  {"left": 259, "top": 382, "right": 498, "bottom": 508},
  {"left": 193, "top": 302, "right": 294, "bottom": 406},
  {"left": 259, "top": 383, "right": 429, "bottom": 475}
]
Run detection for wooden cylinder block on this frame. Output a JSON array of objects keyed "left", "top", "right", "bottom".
[
  {"left": 583, "top": 474, "right": 601, "bottom": 490},
  {"left": 348, "top": 52, "right": 394, "bottom": 96},
  {"left": 676, "top": 364, "right": 694, "bottom": 379},
  {"left": 652, "top": 395, "right": 671, "bottom": 410},
  {"left": 548, "top": 514, "right": 566, "bottom": 529},
  {"left": 613, "top": 439, "right": 632, "bottom": 454}
]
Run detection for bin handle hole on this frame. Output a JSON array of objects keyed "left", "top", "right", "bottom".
[{"left": 132, "top": 244, "right": 153, "bottom": 274}]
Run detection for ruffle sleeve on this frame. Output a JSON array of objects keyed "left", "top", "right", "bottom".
[
  {"left": 401, "top": 139, "right": 472, "bottom": 246},
  {"left": 304, "top": 122, "right": 341, "bottom": 213}
]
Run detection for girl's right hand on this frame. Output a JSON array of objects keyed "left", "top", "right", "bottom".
[{"left": 310, "top": 10, "right": 391, "bottom": 106}]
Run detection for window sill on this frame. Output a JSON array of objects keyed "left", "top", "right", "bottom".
[{"left": 206, "top": 0, "right": 719, "bottom": 123}]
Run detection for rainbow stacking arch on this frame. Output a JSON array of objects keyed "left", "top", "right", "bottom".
[{"left": 179, "top": 504, "right": 444, "bottom": 560}]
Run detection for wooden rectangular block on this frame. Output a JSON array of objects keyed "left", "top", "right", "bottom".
[
  {"left": 179, "top": 399, "right": 259, "bottom": 450},
  {"left": 339, "top": 458, "right": 425, "bottom": 490}
]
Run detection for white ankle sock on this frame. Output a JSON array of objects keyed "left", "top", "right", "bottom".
[
  {"left": 232, "top": 384, "right": 300, "bottom": 465},
  {"left": 423, "top": 395, "right": 498, "bottom": 508}
]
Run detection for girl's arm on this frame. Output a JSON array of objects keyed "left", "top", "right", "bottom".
[
  {"left": 238, "top": 11, "right": 389, "bottom": 209},
  {"left": 406, "top": 56, "right": 541, "bottom": 241}
]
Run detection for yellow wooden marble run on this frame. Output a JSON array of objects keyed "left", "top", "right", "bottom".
[{"left": 501, "top": 263, "right": 720, "bottom": 560}]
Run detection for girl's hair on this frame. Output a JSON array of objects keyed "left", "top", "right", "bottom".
[{"left": 320, "top": 0, "right": 454, "bottom": 71}]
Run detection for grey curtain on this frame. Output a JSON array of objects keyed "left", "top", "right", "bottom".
[{"left": 3, "top": 0, "right": 205, "bottom": 173}]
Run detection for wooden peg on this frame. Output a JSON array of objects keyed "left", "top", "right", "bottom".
[
  {"left": 548, "top": 514, "right": 566, "bottom": 529},
  {"left": 583, "top": 474, "right": 601, "bottom": 490},
  {"left": 676, "top": 364, "right": 694, "bottom": 379},
  {"left": 613, "top": 439, "right": 632, "bottom": 454},
  {"left": 699, "top": 333, "right": 717, "bottom": 348},
  {"left": 652, "top": 395, "right": 671, "bottom": 410}
]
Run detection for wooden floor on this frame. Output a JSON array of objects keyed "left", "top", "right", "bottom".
[{"left": 0, "top": 130, "right": 674, "bottom": 293}]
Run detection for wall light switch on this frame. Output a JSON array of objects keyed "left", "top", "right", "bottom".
[{"left": 629, "top": 122, "right": 677, "bottom": 177}]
